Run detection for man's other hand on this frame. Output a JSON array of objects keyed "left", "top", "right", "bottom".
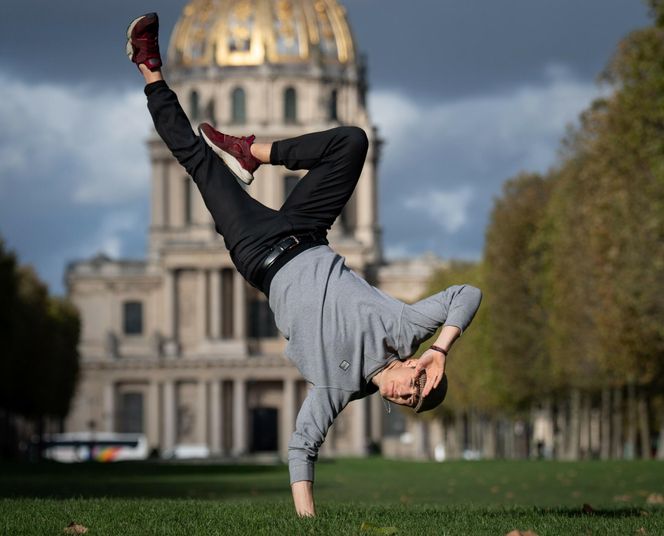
[{"left": 415, "top": 348, "right": 446, "bottom": 398}]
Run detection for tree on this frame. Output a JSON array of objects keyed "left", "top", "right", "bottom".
[
  {"left": 0, "top": 237, "right": 80, "bottom": 459},
  {"left": 541, "top": 5, "right": 664, "bottom": 457},
  {"left": 483, "top": 173, "right": 553, "bottom": 409}
]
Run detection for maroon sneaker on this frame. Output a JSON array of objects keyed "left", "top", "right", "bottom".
[
  {"left": 198, "top": 123, "right": 261, "bottom": 185},
  {"left": 126, "top": 13, "right": 162, "bottom": 71}
]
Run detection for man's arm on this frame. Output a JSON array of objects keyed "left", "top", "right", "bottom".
[
  {"left": 291, "top": 481, "right": 315, "bottom": 516},
  {"left": 405, "top": 285, "right": 482, "bottom": 396},
  {"left": 288, "top": 387, "right": 349, "bottom": 516}
]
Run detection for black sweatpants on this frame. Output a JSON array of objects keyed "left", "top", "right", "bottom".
[{"left": 145, "top": 81, "right": 369, "bottom": 292}]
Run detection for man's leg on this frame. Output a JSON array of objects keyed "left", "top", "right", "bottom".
[
  {"left": 274, "top": 127, "right": 369, "bottom": 235},
  {"left": 139, "top": 66, "right": 293, "bottom": 280}
]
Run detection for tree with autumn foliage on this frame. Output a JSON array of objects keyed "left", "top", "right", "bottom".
[
  {"left": 483, "top": 173, "right": 553, "bottom": 410},
  {"left": 478, "top": 0, "right": 664, "bottom": 459}
]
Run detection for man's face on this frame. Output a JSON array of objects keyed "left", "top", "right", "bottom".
[{"left": 379, "top": 364, "right": 421, "bottom": 407}]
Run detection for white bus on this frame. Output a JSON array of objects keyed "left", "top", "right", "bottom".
[{"left": 42, "top": 432, "right": 149, "bottom": 463}]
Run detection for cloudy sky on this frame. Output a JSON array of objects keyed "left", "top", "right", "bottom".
[{"left": 0, "top": 0, "right": 650, "bottom": 294}]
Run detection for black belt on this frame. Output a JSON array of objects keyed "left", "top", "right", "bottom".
[{"left": 256, "top": 232, "right": 327, "bottom": 294}]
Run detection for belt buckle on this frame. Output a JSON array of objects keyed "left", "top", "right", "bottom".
[{"left": 287, "top": 235, "right": 300, "bottom": 249}]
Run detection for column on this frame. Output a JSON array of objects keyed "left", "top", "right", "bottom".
[
  {"left": 162, "top": 161, "right": 170, "bottom": 227},
  {"left": 197, "top": 380, "right": 208, "bottom": 446},
  {"left": 209, "top": 270, "right": 221, "bottom": 340},
  {"left": 369, "top": 393, "right": 383, "bottom": 446},
  {"left": 233, "top": 271, "right": 246, "bottom": 339},
  {"left": 280, "top": 378, "right": 296, "bottom": 458},
  {"left": 265, "top": 164, "right": 277, "bottom": 208},
  {"left": 197, "top": 270, "right": 208, "bottom": 342},
  {"left": 164, "top": 270, "right": 176, "bottom": 341},
  {"left": 210, "top": 379, "right": 223, "bottom": 455},
  {"left": 354, "top": 161, "right": 375, "bottom": 246},
  {"left": 147, "top": 381, "right": 160, "bottom": 450},
  {"left": 151, "top": 159, "right": 164, "bottom": 227},
  {"left": 413, "top": 419, "right": 427, "bottom": 460},
  {"left": 352, "top": 397, "right": 367, "bottom": 456},
  {"left": 171, "top": 168, "right": 185, "bottom": 227},
  {"left": 232, "top": 379, "right": 247, "bottom": 455},
  {"left": 103, "top": 382, "right": 115, "bottom": 433},
  {"left": 163, "top": 380, "right": 176, "bottom": 454}
]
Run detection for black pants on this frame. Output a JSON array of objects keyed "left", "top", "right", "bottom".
[{"left": 145, "top": 81, "right": 369, "bottom": 293}]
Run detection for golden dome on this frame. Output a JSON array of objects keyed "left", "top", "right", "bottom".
[{"left": 168, "top": 0, "right": 356, "bottom": 68}]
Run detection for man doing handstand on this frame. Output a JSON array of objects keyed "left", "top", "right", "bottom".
[{"left": 127, "top": 13, "right": 482, "bottom": 516}]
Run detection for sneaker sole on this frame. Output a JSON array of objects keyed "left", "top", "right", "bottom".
[
  {"left": 199, "top": 127, "right": 254, "bottom": 185},
  {"left": 125, "top": 15, "right": 144, "bottom": 60}
]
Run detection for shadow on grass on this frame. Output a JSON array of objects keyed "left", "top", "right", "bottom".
[
  {"left": 375, "top": 504, "right": 661, "bottom": 519},
  {"left": 0, "top": 461, "right": 290, "bottom": 500},
  {"left": 534, "top": 506, "right": 654, "bottom": 519}
]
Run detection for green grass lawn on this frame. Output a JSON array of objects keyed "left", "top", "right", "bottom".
[{"left": 1, "top": 459, "right": 663, "bottom": 535}]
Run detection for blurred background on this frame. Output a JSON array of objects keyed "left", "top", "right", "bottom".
[{"left": 0, "top": 0, "right": 662, "bottom": 467}]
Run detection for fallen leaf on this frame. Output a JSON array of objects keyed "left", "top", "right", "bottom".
[
  {"left": 640, "top": 510, "right": 651, "bottom": 517},
  {"left": 613, "top": 494, "right": 632, "bottom": 502},
  {"left": 646, "top": 493, "right": 664, "bottom": 505},
  {"left": 360, "top": 521, "right": 398, "bottom": 535},
  {"left": 636, "top": 528, "right": 647, "bottom": 534},
  {"left": 63, "top": 522, "right": 88, "bottom": 535},
  {"left": 504, "top": 531, "right": 539, "bottom": 536},
  {"left": 582, "top": 503, "right": 595, "bottom": 514}
]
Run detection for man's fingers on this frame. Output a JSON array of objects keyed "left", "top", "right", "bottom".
[
  {"left": 423, "top": 374, "right": 437, "bottom": 397},
  {"left": 415, "top": 356, "right": 430, "bottom": 372}
]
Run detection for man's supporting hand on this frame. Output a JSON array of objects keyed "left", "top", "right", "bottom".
[{"left": 291, "top": 480, "right": 316, "bottom": 517}]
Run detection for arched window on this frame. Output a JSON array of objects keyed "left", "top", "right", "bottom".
[
  {"left": 184, "top": 177, "right": 193, "bottom": 225},
  {"left": 190, "top": 90, "right": 200, "bottom": 121},
  {"left": 329, "top": 89, "right": 338, "bottom": 121},
  {"left": 284, "top": 87, "right": 297, "bottom": 124},
  {"left": 231, "top": 87, "right": 246, "bottom": 124},
  {"left": 206, "top": 98, "right": 216, "bottom": 123}
]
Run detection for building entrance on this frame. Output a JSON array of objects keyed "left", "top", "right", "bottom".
[{"left": 250, "top": 407, "right": 278, "bottom": 452}]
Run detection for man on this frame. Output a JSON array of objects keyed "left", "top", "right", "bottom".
[{"left": 127, "top": 13, "right": 482, "bottom": 516}]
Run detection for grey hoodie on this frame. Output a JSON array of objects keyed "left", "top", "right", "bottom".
[{"left": 269, "top": 246, "right": 482, "bottom": 483}]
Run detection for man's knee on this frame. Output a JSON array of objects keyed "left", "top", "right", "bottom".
[{"left": 335, "top": 126, "right": 369, "bottom": 154}]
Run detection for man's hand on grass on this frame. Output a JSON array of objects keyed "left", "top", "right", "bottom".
[{"left": 291, "top": 480, "right": 315, "bottom": 517}]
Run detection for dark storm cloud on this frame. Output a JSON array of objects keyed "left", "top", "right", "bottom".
[
  {"left": 346, "top": 0, "right": 649, "bottom": 99},
  {"left": 0, "top": 0, "right": 184, "bottom": 88},
  {"left": 0, "top": 1, "right": 649, "bottom": 96}
]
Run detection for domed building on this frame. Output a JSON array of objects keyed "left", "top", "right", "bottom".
[{"left": 64, "top": 0, "right": 444, "bottom": 461}]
